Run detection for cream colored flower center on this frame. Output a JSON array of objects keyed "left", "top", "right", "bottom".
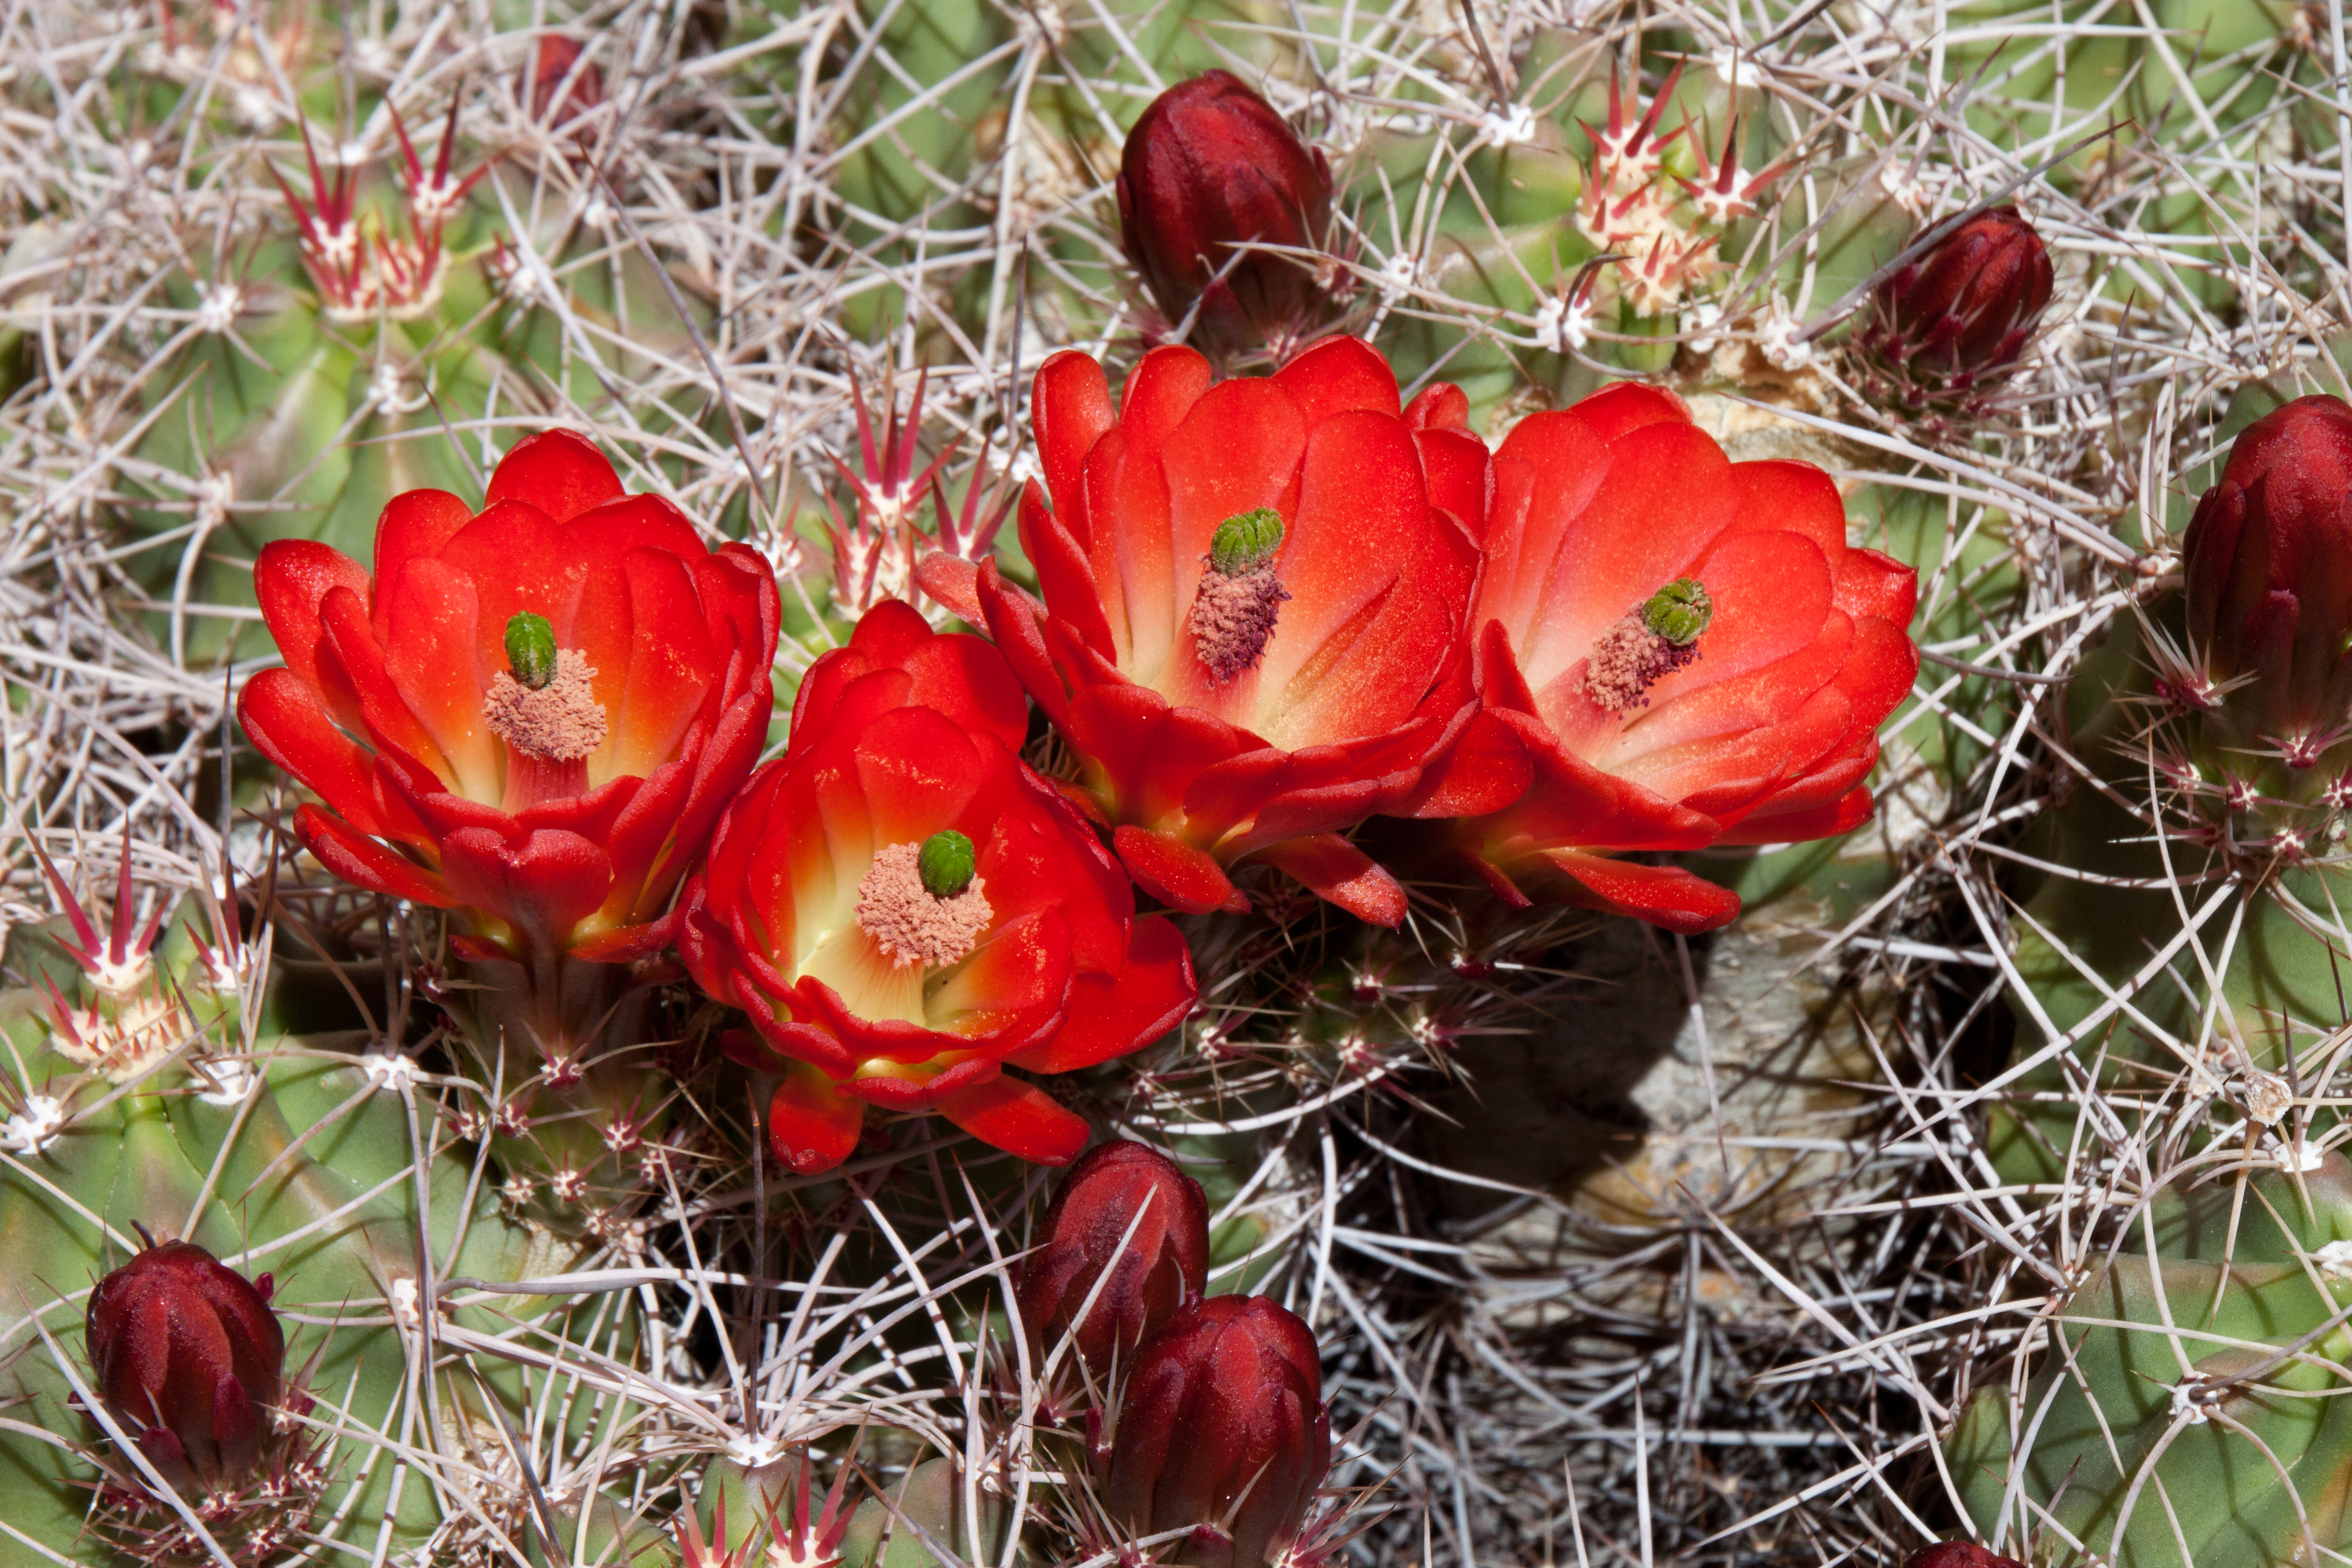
[
  {"left": 854, "top": 841, "right": 992, "bottom": 968},
  {"left": 483, "top": 648, "right": 607, "bottom": 761}
]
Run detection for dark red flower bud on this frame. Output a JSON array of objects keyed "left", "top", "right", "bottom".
[
  {"left": 2183, "top": 395, "right": 2352, "bottom": 755},
  {"left": 85, "top": 1240, "right": 284, "bottom": 1489},
  {"left": 1864, "top": 206, "right": 2053, "bottom": 399},
  {"left": 1104, "top": 1296, "right": 1329, "bottom": 1568},
  {"left": 1901, "top": 1546, "right": 2024, "bottom": 1568},
  {"left": 529, "top": 36, "right": 605, "bottom": 128},
  {"left": 1116, "top": 71, "right": 1335, "bottom": 365},
  {"left": 1018, "top": 1142, "right": 1209, "bottom": 1373}
]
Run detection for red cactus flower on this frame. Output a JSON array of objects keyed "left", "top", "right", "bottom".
[
  {"left": 1408, "top": 383, "right": 1918, "bottom": 933},
  {"left": 1862, "top": 205, "right": 2054, "bottom": 402},
  {"left": 1018, "top": 1140, "right": 1209, "bottom": 1374},
  {"left": 961, "top": 337, "right": 1490, "bottom": 927},
  {"left": 86, "top": 1240, "right": 284, "bottom": 1490},
  {"left": 1103, "top": 1295, "right": 1329, "bottom": 1568},
  {"left": 237, "top": 430, "right": 780, "bottom": 992},
  {"left": 677, "top": 602, "right": 1197, "bottom": 1175},
  {"left": 1117, "top": 71, "right": 1336, "bottom": 364},
  {"left": 2182, "top": 395, "right": 2352, "bottom": 759}
]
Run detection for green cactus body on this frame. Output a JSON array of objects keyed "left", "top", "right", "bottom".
[
  {"left": 1947, "top": 1155, "right": 2352, "bottom": 1564},
  {"left": 0, "top": 925, "right": 597, "bottom": 1566}
]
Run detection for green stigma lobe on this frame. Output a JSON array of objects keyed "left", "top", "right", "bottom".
[
  {"left": 918, "top": 830, "right": 978, "bottom": 897},
  {"left": 504, "top": 613, "right": 560, "bottom": 689},
  {"left": 1208, "top": 508, "right": 1286, "bottom": 575},
  {"left": 1640, "top": 579, "right": 1713, "bottom": 646}
]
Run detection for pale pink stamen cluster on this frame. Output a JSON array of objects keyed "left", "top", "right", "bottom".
[
  {"left": 1585, "top": 613, "right": 1701, "bottom": 715},
  {"left": 855, "top": 841, "right": 993, "bottom": 968},
  {"left": 484, "top": 649, "right": 607, "bottom": 761},
  {"left": 1187, "top": 560, "right": 1291, "bottom": 684}
]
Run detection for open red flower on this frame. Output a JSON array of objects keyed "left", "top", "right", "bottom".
[
  {"left": 1410, "top": 384, "right": 1918, "bottom": 933},
  {"left": 677, "top": 603, "right": 1197, "bottom": 1175},
  {"left": 238, "top": 430, "right": 781, "bottom": 967},
  {"left": 961, "top": 337, "right": 1488, "bottom": 926}
]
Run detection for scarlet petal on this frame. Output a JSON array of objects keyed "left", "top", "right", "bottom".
[
  {"left": 934, "top": 1074, "right": 1091, "bottom": 1165},
  {"left": 296, "top": 805, "right": 455, "bottom": 907},
  {"left": 1718, "top": 784, "right": 1876, "bottom": 846},
  {"left": 485, "top": 427, "right": 625, "bottom": 522},
  {"left": 768, "top": 1063, "right": 866, "bottom": 1176},
  {"left": 1403, "top": 382, "right": 1470, "bottom": 431},
  {"left": 239, "top": 670, "right": 391, "bottom": 836},
  {"left": 439, "top": 827, "right": 615, "bottom": 949},
  {"left": 1006, "top": 916, "right": 1197, "bottom": 1074},
  {"left": 1562, "top": 381, "right": 1691, "bottom": 444},
  {"left": 369, "top": 489, "right": 475, "bottom": 615},
  {"left": 1034, "top": 351, "right": 1119, "bottom": 551},
  {"left": 1271, "top": 334, "right": 1403, "bottom": 423},
  {"left": 1537, "top": 850, "right": 1743, "bottom": 934},
  {"left": 253, "top": 541, "right": 370, "bottom": 692},
  {"left": 1252, "top": 833, "right": 1406, "bottom": 927},
  {"left": 1114, "top": 826, "right": 1245, "bottom": 914},
  {"left": 1407, "top": 708, "right": 1532, "bottom": 819},
  {"left": 913, "top": 553, "right": 984, "bottom": 623}
]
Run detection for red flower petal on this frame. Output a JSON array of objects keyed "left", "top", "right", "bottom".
[
  {"left": 608, "top": 545, "right": 720, "bottom": 780},
  {"left": 485, "top": 428, "right": 625, "bottom": 523},
  {"left": 767, "top": 1063, "right": 867, "bottom": 1176},
  {"left": 380, "top": 556, "right": 502, "bottom": 803},
  {"left": 295, "top": 804, "right": 455, "bottom": 907},
  {"left": 1560, "top": 381, "right": 1690, "bottom": 444},
  {"left": 238, "top": 671, "right": 392, "bottom": 837},
  {"left": 439, "top": 827, "right": 615, "bottom": 951},
  {"left": 933, "top": 1074, "right": 1091, "bottom": 1165},
  {"left": 1034, "top": 351, "right": 1119, "bottom": 552},
  {"left": 1271, "top": 335, "right": 1402, "bottom": 424},
  {"left": 1251, "top": 833, "right": 1406, "bottom": 927},
  {"left": 1005, "top": 915, "right": 1196, "bottom": 1074},
  {"left": 369, "top": 488, "right": 475, "bottom": 618},
  {"left": 1717, "top": 784, "right": 1876, "bottom": 846},
  {"left": 254, "top": 541, "right": 370, "bottom": 693},
  {"left": 1403, "top": 382, "right": 1470, "bottom": 431},
  {"left": 1531, "top": 849, "right": 1742, "bottom": 934},
  {"left": 1507, "top": 417, "right": 1738, "bottom": 691},
  {"left": 1114, "top": 825, "right": 1246, "bottom": 914},
  {"left": 1405, "top": 708, "right": 1532, "bottom": 819}
]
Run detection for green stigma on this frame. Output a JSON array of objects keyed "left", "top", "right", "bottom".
[
  {"left": 918, "top": 830, "right": 978, "bottom": 897},
  {"left": 1208, "top": 508, "right": 1286, "bottom": 575},
  {"left": 504, "top": 612, "right": 560, "bottom": 690},
  {"left": 1640, "top": 579, "right": 1713, "bottom": 646}
]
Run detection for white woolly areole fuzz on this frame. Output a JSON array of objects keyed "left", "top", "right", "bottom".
[
  {"left": 856, "top": 841, "right": 993, "bottom": 969},
  {"left": 484, "top": 648, "right": 608, "bottom": 761}
]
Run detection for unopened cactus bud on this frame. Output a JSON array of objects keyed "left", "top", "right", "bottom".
[
  {"left": 1116, "top": 72, "right": 1335, "bottom": 364},
  {"left": 1862, "top": 205, "right": 2053, "bottom": 402},
  {"left": 1016, "top": 1141, "right": 1209, "bottom": 1373},
  {"left": 1902, "top": 1546, "right": 2024, "bottom": 1568},
  {"left": 1103, "top": 1296, "right": 1328, "bottom": 1568},
  {"left": 85, "top": 1238, "right": 284, "bottom": 1489}
]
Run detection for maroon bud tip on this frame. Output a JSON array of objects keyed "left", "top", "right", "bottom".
[
  {"left": 1104, "top": 1295, "right": 1329, "bottom": 1568},
  {"left": 1901, "top": 1545, "right": 2025, "bottom": 1568},
  {"left": 529, "top": 35, "right": 605, "bottom": 127},
  {"left": 2181, "top": 394, "right": 2352, "bottom": 752},
  {"left": 1018, "top": 1141, "right": 1210, "bottom": 1374},
  {"left": 1867, "top": 205, "right": 2053, "bottom": 396},
  {"left": 1118, "top": 71, "right": 1337, "bottom": 364},
  {"left": 85, "top": 1238, "right": 286, "bottom": 1489}
]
